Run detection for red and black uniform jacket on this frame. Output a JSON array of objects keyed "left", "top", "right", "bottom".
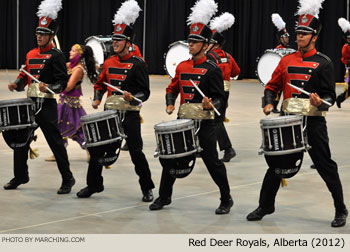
[
  {"left": 341, "top": 43, "right": 350, "bottom": 66},
  {"left": 94, "top": 52, "right": 150, "bottom": 105},
  {"left": 15, "top": 43, "right": 67, "bottom": 93},
  {"left": 264, "top": 48, "right": 335, "bottom": 111},
  {"left": 207, "top": 48, "right": 240, "bottom": 82},
  {"left": 166, "top": 55, "right": 226, "bottom": 121}
]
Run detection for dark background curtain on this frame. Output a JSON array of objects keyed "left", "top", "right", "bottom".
[{"left": 0, "top": 0, "right": 348, "bottom": 81}]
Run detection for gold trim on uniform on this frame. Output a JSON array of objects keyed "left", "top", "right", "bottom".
[
  {"left": 224, "top": 80, "right": 231, "bottom": 92},
  {"left": 282, "top": 98, "right": 326, "bottom": 117},
  {"left": 27, "top": 82, "right": 56, "bottom": 99},
  {"left": 178, "top": 103, "right": 214, "bottom": 120},
  {"left": 105, "top": 95, "right": 141, "bottom": 111}
]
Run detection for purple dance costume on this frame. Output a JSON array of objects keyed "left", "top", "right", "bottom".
[{"left": 57, "top": 66, "right": 87, "bottom": 148}]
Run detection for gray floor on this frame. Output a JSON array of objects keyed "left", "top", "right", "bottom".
[{"left": 0, "top": 70, "right": 349, "bottom": 234}]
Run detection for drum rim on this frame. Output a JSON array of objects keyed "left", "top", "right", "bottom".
[
  {"left": 260, "top": 115, "right": 303, "bottom": 126},
  {"left": 0, "top": 98, "right": 34, "bottom": 106},
  {"left": 263, "top": 147, "right": 305, "bottom": 155},
  {"left": 158, "top": 149, "right": 197, "bottom": 159},
  {"left": 85, "top": 137, "right": 122, "bottom": 147},
  {"left": 0, "top": 124, "right": 35, "bottom": 131}
]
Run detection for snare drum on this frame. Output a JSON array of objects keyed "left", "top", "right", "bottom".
[
  {"left": 164, "top": 41, "right": 190, "bottom": 79},
  {"left": 154, "top": 119, "right": 198, "bottom": 159},
  {"left": 256, "top": 48, "right": 296, "bottom": 86},
  {"left": 85, "top": 35, "right": 113, "bottom": 66},
  {"left": 260, "top": 115, "right": 305, "bottom": 156},
  {"left": 0, "top": 98, "right": 36, "bottom": 131},
  {"left": 81, "top": 110, "right": 124, "bottom": 148}
]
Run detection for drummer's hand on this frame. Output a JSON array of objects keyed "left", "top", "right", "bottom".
[
  {"left": 39, "top": 82, "right": 48, "bottom": 92},
  {"left": 166, "top": 105, "right": 175, "bottom": 114},
  {"left": 309, "top": 93, "right": 322, "bottom": 107},
  {"left": 263, "top": 104, "right": 274, "bottom": 115},
  {"left": 123, "top": 91, "right": 133, "bottom": 102},
  {"left": 202, "top": 97, "right": 212, "bottom": 110},
  {"left": 92, "top": 100, "right": 100, "bottom": 109},
  {"left": 8, "top": 82, "right": 17, "bottom": 92}
]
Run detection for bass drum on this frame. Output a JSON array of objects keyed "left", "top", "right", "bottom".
[
  {"left": 256, "top": 48, "right": 296, "bottom": 86},
  {"left": 85, "top": 35, "right": 113, "bottom": 66},
  {"left": 164, "top": 41, "right": 190, "bottom": 79}
]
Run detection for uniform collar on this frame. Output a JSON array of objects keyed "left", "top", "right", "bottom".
[
  {"left": 192, "top": 55, "right": 207, "bottom": 65},
  {"left": 39, "top": 43, "right": 54, "bottom": 53},
  {"left": 119, "top": 52, "right": 133, "bottom": 61},
  {"left": 297, "top": 48, "right": 317, "bottom": 58}
]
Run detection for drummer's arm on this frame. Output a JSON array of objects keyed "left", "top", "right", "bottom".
[
  {"left": 263, "top": 64, "right": 283, "bottom": 114},
  {"left": 165, "top": 72, "right": 180, "bottom": 114},
  {"left": 129, "top": 61, "right": 150, "bottom": 105},
  {"left": 92, "top": 67, "right": 107, "bottom": 108},
  {"left": 11, "top": 59, "right": 29, "bottom": 92},
  {"left": 47, "top": 53, "right": 68, "bottom": 93}
]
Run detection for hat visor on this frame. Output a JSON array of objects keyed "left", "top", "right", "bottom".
[
  {"left": 187, "top": 34, "right": 206, "bottom": 42},
  {"left": 295, "top": 26, "right": 314, "bottom": 33},
  {"left": 112, "top": 34, "right": 129, "bottom": 41},
  {"left": 36, "top": 27, "right": 53, "bottom": 34}
]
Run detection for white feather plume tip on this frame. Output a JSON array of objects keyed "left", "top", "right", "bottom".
[
  {"left": 210, "top": 12, "right": 235, "bottom": 33},
  {"left": 113, "top": 0, "right": 141, "bottom": 26},
  {"left": 271, "top": 13, "right": 286, "bottom": 31},
  {"left": 338, "top": 18, "right": 350, "bottom": 33},
  {"left": 187, "top": 0, "right": 218, "bottom": 26},
  {"left": 296, "top": 0, "right": 325, "bottom": 19},
  {"left": 37, "top": 0, "right": 62, "bottom": 19}
]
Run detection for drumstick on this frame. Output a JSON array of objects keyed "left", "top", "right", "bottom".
[
  {"left": 189, "top": 79, "right": 221, "bottom": 116},
  {"left": 287, "top": 82, "right": 332, "bottom": 107},
  {"left": 103, "top": 82, "right": 143, "bottom": 105},
  {"left": 20, "top": 65, "right": 55, "bottom": 94}
]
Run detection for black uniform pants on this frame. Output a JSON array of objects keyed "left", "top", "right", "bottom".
[
  {"left": 215, "top": 91, "right": 232, "bottom": 151},
  {"left": 158, "top": 120, "right": 231, "bottom": 202},
  {"left": 87, "top": 111, "right": 155, "bottom": 192},
  {"left": 258, "top": 116, "right": 346, "bottom": 212},
  {"left": 13, "top": 99, "right": 72, "bottom": 181}
]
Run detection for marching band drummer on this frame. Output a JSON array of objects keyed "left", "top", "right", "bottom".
[
  {"left": 207, "top": 12, "right": 240, "bottom": 163},
  {"left": 5, "top": 0, "right": 75, "bottom": 194},
  {"left": 149, "top": 0, "right": 233, "bottom": 214},
  {"left": 76, "top": 0, "right": 155, "bottom": 201},
  {"left": 247, "top": 0, "right": 348, "bottom": 227}
]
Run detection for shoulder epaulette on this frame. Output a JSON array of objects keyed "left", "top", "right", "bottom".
[
  {"left": 206, "top": 59, "right": 218, "bottom": 68},
  {"left": 132, "top": 55, "right": 145, "bottom": 63},
  {"left": 316, "top": 52, "right": 332, "bottom": 63}
]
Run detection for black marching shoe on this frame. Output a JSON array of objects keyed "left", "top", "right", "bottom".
[
  {"left": 142, "top": 189, "right": 154, "bottom": 202},
  {"left": 331, "top": 209, "right": 348, "bottom": 227},
  {"left": 57, "top": 177, "right": 75, "bottom": 194},
  {"left": 336, "top": 96, "right": 342, "bottom": 109},
  {"left": 149, "top": 197, "right": 171, "bottom": 210},
  {"left": 121, "top": 142, "right": 129, "bottom": 151},
  {"left": 246, "top": 206, "right": 275, "bottom": 221},
  {"left": 4, "top": 177, "right": 29, "bottom": 190},
  {"left": 221, "top": 147, "right": 236, "bottom": 162},
  {"left": 215, "top": 197, "right": 234, "bottom": 214},
  {"left": 76, "top": 185, "right": 104, "bottom": 198}
]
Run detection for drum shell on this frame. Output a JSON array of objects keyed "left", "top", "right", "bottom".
[
  {"left": 154, "top": 119, "right": 197, "bottom": 159},
  {"left": 260, "top": 115, "right": 305, "bottom": 155},
  {"left": 160, "top": 154, "right": 196, "bottom": 179},
  {"left": 81, "top": 111, "right": 123, "bottom": 147},
  {"left": 265, "top": 151, "right": 304, "bottom": 178},
  {"left": 85, "top": 35, "right": 113, "bottom": 66},
  {"left": 0, "top": 98, "right": 35, "bottom": 131}
]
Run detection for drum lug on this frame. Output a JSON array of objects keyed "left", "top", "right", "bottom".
[{"left": 153, "top": 150, "right": 159, "bottom": 158}]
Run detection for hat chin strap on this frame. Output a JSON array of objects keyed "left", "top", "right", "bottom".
[
  {"left": 192, "top": 42, "right": 206, "bottom": 58},
  {"left": 40, "top": 35, "right": 54, "bottom": 49},
  {"left": 300, "top": 34, "right": 315, "bottom": 54}
]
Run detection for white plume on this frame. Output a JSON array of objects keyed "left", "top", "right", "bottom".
[
  {"left": 271, "top": 13, "right": 286, "bottom": 31},
  {"left": 113, "top": 0, "right": 141, "bottom": 26},
  {"left": 338, "top": 18, "right": 350, "bottom": 33},
  {"left": 187, "top": 0, "right": 218, "bottom": 25},
  {"left": 37, "top": 0, "right": 62, "bottom": 19},
  {"left": 296, "top": 0, "right": 325, "bottom": 19},
  {"left": 210, "top": 12, "right": 235, "bottom": 33}
]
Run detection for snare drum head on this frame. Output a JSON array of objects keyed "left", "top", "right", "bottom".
[
  {"left": 260, "top": 115, "right": 303, "bottom": 127},
  {"left": 81, "top": 110, "right": 118, "bottom": 123},
  {"left": 154, "top": 119, "right": 193, "bottom": 131},
  {"left": 164, "top": 41, "right": 190, "bottom": 79},
  {"left": 256, "top": 50, "right": 282, "bottom": 85},
  {"left": 85, "top": 36, "right": 112, "bottom": 66}
]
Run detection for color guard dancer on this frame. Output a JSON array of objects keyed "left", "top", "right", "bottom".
[
  {"left": 247, "top": 0, "right": 348, "bottom": 227},
  {"left": 149, "top": 0, "right": 233, "bottom": 214},
  {"left": 6, "top": 0, "right": 75, "bottom": 194}
]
